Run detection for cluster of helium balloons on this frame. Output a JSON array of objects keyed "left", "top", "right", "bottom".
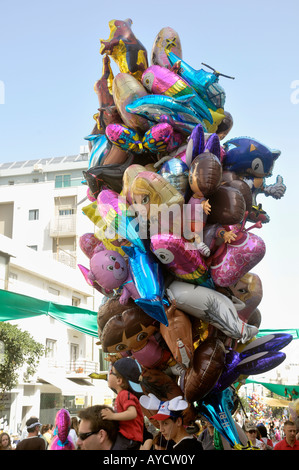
[
  {"left": 247, "top": 393, "right": 269, "bottom": 421},
  {"left": 78, "top": 19, "right": 290, "bottom": 448}
]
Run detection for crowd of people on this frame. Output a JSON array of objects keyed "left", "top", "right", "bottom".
[{"left": 1, "top": 358, "right": 299, "bottom": 451}]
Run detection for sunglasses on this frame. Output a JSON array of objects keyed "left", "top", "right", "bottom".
[
  {"left": 248, "top": 430, "right": 257, "bottom": 434},
  {"left": 78, "top": 430, "right": 100, "bottom": 441}
]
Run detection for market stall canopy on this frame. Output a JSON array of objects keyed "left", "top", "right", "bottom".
[
  {"left": 0, "top": 288, "right": 99, "bottom": 338},
  {"left": 261, "top": 396, "right": 291, "bottom": 408},
  {"left": 1, "top": 289, "right": 299, "bottom": 342},
  {"left": 245, "top": 378, "right": 299, "bottom": 400}
]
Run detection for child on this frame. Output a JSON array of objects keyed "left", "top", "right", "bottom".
[{"left": 101, "top": 357, "right": 144, "bottom": 450}]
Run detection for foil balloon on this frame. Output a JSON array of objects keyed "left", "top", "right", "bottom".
[
  {"left": 206, "top": 185, "right": 246, "bottom": 226},
  {"left": 166, "top": 280, "right": 259, "bottom": 343},
  {"left": 238, "top": 332, "right": 293, "bottom": 358},
  {"left": 159, "top": 158, "right": 189, "bottom": 198},
  {"left": 189, "top": 152, "right": 223, "bottom": 197},
  {"left": 184, "top": 337, "right": 226, "bottom": 402},
  {"left": 150, "top": 233, "right": 214, "bottom": 288},
  {"left": 204, "top": 133, "right": 221, "bottom": 160},
  {"left": 50, "top": 409, "right": 75, "bottom": 450},
  {"left": 142, "top": 123, "right": 184, "bottom": 154},
  {"left": 130, "top": 170, "right": 184, "bottom": 230},
  {"left": 195, "top": 388, "right": 242, "bottom": 448},
  {"left": 97, "top": 188, "right": 146, "bottom": 252},
  {"left": 142, "top": 65, "right": 213, "bottom": 123},
  {"left": 99, "top": 302, "right": 179, "bottom": 372},
  {"left": 141, "top": 368, "right": 183, "bottom": 402},
  {"left": 105, "top": 123, "right": 143, "bottom": 153},
  {"left": 83, "top": 153, "right": 134, "bottom": 198},
  {"left": 94, "top": 55, "right": 114, "bottom": 109},
  {"left": 122, "top": 243, "right": 168, "bottom": 326},
  {"left": 126, "top": 93, "right": 206, "bottom": 134},
  {"left": 216, "top": 111, "right": 233, "bottom": 141},
  {"left": 112, "top": 73, "right": 150, "bottom": 133},
  {"left": 221, "top": 171, "right": 253, "bottom": 213},
  {"left": 166, "top": 50, "right": 227, "bottom": 111},
  {"left": 100, "top": 19, "right": 148, "bottom": 80},
  {"left": 84, "top": 134, "right": 110, "bottom": 169},
  {"left": 222, "top": 137, "right": 281, "bottom": 177},
  {"left": 209, "top": 220, "right": 266, "bottom": 287},
  {"left": 79, "top": 233, "right": 104, "bottom": 259},
  {"left": 217, "top": 272, "right": 263, "bottom": 323},
  {"left": 215, "top": 348, "right": 287, "bottom": 392},
  {"left": 93, "top": 54, "right": 122, "bottom": 134},
  {"left": 184, "top": 123, "right": 205, "bottom": 168},
  {"left": 151, "top": 27, "right": 182, "bottom": 69},
  {"left": 122, "top": 164, "right": 147, "bottom": 204},
  {"left": 160, "top": 303, "right": 194, "bottom": 369}
]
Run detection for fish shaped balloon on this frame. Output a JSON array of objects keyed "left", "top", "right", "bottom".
[
  {"left": 142, "top": 65, "right": 213, "bottom": 123},
  {"left": 166, "top": 280, "right": 259, "bottom": 343},
  {"left": 126, "top": 93, "right": 207, "bottom": 134}
]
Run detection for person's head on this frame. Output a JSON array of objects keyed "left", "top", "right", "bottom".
[
  {"left": 256, "top": 424, "right": 268, "bottom": 439},
  {"left": 70, "top": 416, "right": 79, "bottom": 432},
  {"left": 77, "top": 405, "right": 118, "bottom": 450},
  {"left": 283, "top": 420, "right": 297, "bottom": 445},
  {"left": 0, "top": 432, "right": 11, "bottom": 449},
  {"left": 41, "top": 424, "right": 50, "bottom": 435},
  {"left": 245, "top": 423, "right": 258, "bottom": 441},
  {"left": 108, "top": 357, "right": 143, "bottom": 395},
  {"left": 149, "top": 396, "right": 189, "bottom": 444},
  {"left": 26, "top": 417, "right": 42, "bottom": 435}
]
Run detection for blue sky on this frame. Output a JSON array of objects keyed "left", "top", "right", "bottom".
[{"left": 0, "top": 0, "right": 298, "bottom": 332}]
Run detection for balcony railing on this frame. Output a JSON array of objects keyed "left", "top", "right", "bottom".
[
  {"left": 49, "top": 215, "right": 77, "bottom": 237},
  {"left": 41, "top": 358, "right": 104, "bottom": 376}
]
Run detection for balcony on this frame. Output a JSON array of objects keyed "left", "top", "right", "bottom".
[
  {"left": 41, "top": 357, "right": 104, "bottom": 378},
  {"left": 49, "top": 215, "right": 77, "bottom": 237}
]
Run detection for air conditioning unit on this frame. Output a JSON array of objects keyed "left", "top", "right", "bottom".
[{"left": 33, "top": 163, "right": 43, "bottom": 172}]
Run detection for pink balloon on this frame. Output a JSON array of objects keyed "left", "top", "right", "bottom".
[{"left": 209, "top": 223, "right": 266, "bottom": 287}]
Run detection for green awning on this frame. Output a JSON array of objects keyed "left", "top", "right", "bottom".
[
  {"left": 245, "top": 379, "right": 299, "bottom": 400},
  {"left": 0, "top": 289, "right": 298, "bottom": 343},
  {"left": 0, "top": 289, "right": 99, "bottom": 338}
]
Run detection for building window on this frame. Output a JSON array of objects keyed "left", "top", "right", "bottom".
[
  {"left": 29, "top": 209, "right": 39, "bottom": 220},
  {"left": 45, "top": 339, "right": 57, "bottom": 358},
  {"left": 59, "top": 208, "right": 75, "bottom": 216},
  {"left": 72, "top": 296, "right": 81, "bottom": 307},
  {"left": 55, "top": 174, "right": 71, "bottom": 188}
]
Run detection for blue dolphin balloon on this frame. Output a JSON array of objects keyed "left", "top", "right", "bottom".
[
  {"left": 126, "top": 93, "right": 208, "bottom": 134},
  {"left": 122, "top": 242, "right": 168, "bottom": 326}
]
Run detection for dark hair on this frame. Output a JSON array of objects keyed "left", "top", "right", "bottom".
[
  {"left": 284, "top": 420, "right": 296, "bottom": 427},
  {"left": 78, "top": 405, "right": 118, "bottom": 443},
  {"left": 257, "top": 424, "right": 268, "bottom": 438},
  {"left": 152, "top": 432, "right": 168, "bottom": 449}
]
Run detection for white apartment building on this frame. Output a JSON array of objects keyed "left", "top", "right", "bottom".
[{"left": 0, "top": 148, "right": 114, "bottom": 435}]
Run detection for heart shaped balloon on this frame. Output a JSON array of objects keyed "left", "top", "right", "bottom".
[{"left": 209, "top": 222, "right": 266, "bottom": 287}]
